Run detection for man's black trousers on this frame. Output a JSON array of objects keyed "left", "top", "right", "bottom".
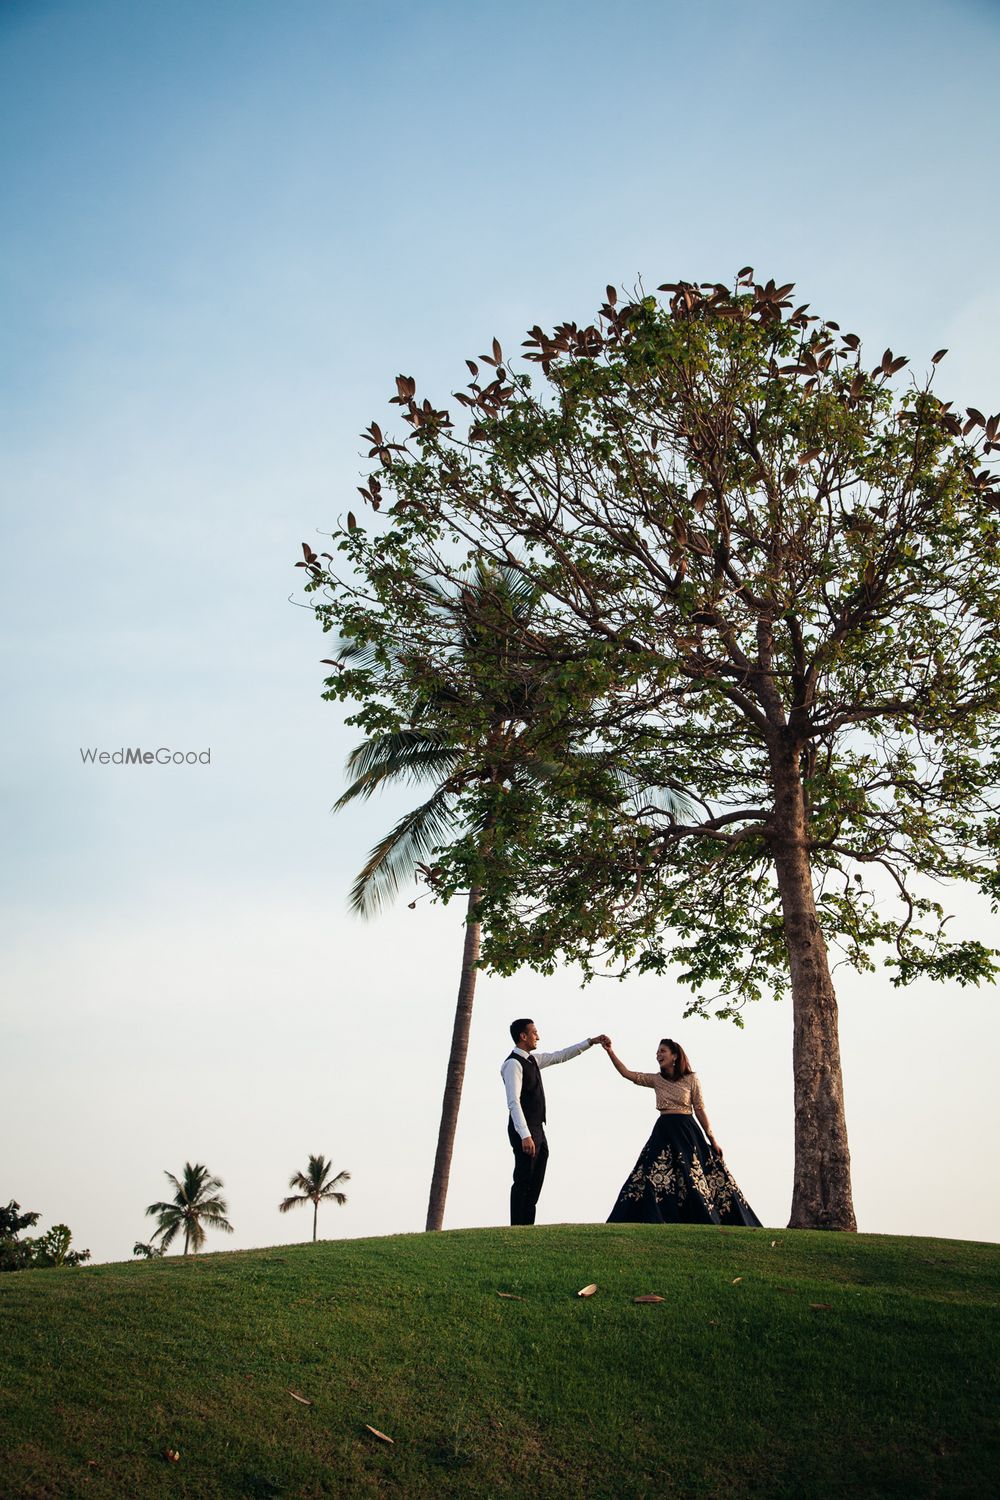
[{"left": 508, "top": 1121, "right": 549, "bottom": 1225}]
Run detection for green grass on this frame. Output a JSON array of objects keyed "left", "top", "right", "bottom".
[{"left": 1, "top": 1224, "right": 998, "bottom": 1499}]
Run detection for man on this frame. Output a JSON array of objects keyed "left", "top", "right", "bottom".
[{"left": 501, "top": 1019, "right": 609, "bottom": 1226}]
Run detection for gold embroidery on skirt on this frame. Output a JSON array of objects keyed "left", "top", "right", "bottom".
[{"left": 622, "top": 1140, "right": 752, "bottom": 1216}]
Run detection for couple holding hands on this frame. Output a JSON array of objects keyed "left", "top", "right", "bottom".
[{"left": 501, "top": 1019, "right": 761, "bottom": 1228}]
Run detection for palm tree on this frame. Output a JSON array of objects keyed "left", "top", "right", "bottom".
[
  {"left": 278, "top": 1154, "right": 350, "bottom": 1242},
  {"left": 334, "top": 563, "right": 640, "bottom": 1232},
  {"left": 145, "top": 1162, "right": 234, "bottom": 1256}
]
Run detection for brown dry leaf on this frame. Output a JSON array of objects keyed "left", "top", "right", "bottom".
[
  {"left": 809, "top": 1302, "right": 833, "bottom": 1311},
  {"left": 633, "top": 1295, "right": 664, "bottom": 1304},
  {"left": 497, "top": 1292, "right": 524, "bottom": 1301},
  {"left": 289, "top": 1390, "right": 313, "bottom": 1406},
  {"left": 770, "top": 1239, "right": 782, "bottom": 1248},
  {"left": 365, "top": 1425, "right": 395, "bottom": 1444},
  {"left": 577, "top": 1283, "right": 598, "bottom": 1298},
  {"left": 731, "top": 1277, "right": 743, "bottom": 1284},
  {"left": 164, "top": 1449, "right": 180, "bottom": 1463},
  {"left": 707, "top": 1319, "right": 719, "bottom": 1326}
]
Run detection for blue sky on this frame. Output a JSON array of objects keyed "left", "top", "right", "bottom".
[{"left": 2, "top": 0, "right": 999, "bottom": 1262}]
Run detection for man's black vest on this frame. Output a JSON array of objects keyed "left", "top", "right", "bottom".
[{"left": 508, "top": 1050, "right": 546, "bottom": 1132}]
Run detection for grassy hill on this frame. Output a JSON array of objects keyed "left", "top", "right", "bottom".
[{"left": 1, "top": 1224, "right": 997, "bottom": 1499}]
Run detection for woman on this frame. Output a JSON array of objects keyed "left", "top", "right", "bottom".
[{"left": 603, "top": 1037, "right": 761, "bottom": 1227}]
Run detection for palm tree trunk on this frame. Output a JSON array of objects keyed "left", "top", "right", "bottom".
[
  {"left": 312, "top": 1200, "right": 318, "bottom": 1243},
  {"left": 425, "top": 886, "right": 482, "bottom": 1231}
]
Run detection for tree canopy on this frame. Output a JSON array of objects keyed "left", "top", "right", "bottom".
[{"left": 1, "top": 1200, "right": 90, "bottom": 1271}]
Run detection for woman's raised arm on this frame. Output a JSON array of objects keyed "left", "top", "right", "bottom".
[{"left": 601, "top": 1040, "right": 640, "bottom": 1083}]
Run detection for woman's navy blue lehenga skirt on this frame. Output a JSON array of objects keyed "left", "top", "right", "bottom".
[{"left": 607, "top": 1112, "right": 761, "bottom": 1226}]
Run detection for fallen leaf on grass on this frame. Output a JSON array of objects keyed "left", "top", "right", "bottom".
[
  {"left": 707, "top": 1320, "right": 719, "bottom": 1326},
  {"left": 633, "top": 1295, "right": 664, "bottom": 1304},
  {"left": 770, "top": 1239, "right": 782, "bottom": 1248},
  {"left": 164, "top": 1449, "right": 180, "bottom": 1463},
  {"left": 289, "top": 1390, "right": 313, "bottom": 1406},
  {"left": 809, "top": 1302, "right": 833, "bottom": 1311},
  {"left": 365, "top": 1425, "right": 395, "bottom": 1444},
  {"left": 577, "top": 1283, "right": 598, "bottom": 1298},
  {"left": 497, "top": 1292, "right": 524, "bottom": 1301},
  {"left": 731, "top": 1277, "right": 743, "bottom": 1284}
]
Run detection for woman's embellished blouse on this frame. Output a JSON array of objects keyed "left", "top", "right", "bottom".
[{"left": 627, "top": 1069, "right": 705, "bottom": 1114}]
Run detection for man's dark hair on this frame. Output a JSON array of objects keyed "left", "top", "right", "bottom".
[{"left": 509, "top": 1018, "right": 534, "bottom": 1045}]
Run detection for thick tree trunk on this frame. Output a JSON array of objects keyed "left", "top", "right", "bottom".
[
  {"left": 770, "top": 744, "right": 856, "bottom": 1231},
  {"left": 425, "top": 887, "right": 482, "bottom": 1231}
]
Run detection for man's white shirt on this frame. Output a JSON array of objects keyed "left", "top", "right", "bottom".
[{"left": 501, "top": 1039, "right": 594, "bottom": 1139}]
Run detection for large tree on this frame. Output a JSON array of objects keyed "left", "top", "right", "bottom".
[{"left": 303, "top": 272, "right": 1000, "bottom": 1230}]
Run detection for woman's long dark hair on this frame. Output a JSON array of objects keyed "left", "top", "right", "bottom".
[{"left": 659, "top": 1038, "right": 692, "bottom": 1080}]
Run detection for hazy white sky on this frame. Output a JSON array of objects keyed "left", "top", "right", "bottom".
[{"left": 2, "top": 0, "right": 999, "bottom": 1263}]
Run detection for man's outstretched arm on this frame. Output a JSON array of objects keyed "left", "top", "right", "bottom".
[{"left": 535, "top": 1034, "right": 610, "bottom": 1069}]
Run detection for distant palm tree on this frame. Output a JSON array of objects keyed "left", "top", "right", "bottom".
[
  {"left": 145, "top": 1162, "right": 233, "bottom": 1256},
  {"left": 279, "top": 1154, "right": 350, "bottom": 1242}
]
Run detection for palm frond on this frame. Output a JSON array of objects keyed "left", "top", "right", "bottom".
[
  {"left": 334, "top": 636, "right": 388, "bottom": 672},
  {"left": 336, "top": 733, "right": 464, "bottom": 808},
  {"left": 184, "top": 1164, "right": 224, "bottom": 1197},
  {"left": 320, "top": 1170, "right": 351, "bottom": 1192},
  {"left": 349, "top": 788, "right": 457, "bottom": 918},
  {"left": 194, "top": 1197, "right": 232, "bottom": 1222},
  {"left": 343, "top": 727, "right": 458, "bottom": 778},
  {"left": 279, "top": 1194, "right": 308, "bottom": 1214},
  {"left": 154, "top": 1217, "right": 182, "bottom": 1253},
  {"left": 619, "top": 776, "right": 695, "bottom": 822},
  {"left": 541, "top": 749, "right": 696, "bottom": 823},
  {"left": 471, "top": 559, "right": 541, "bottom": 618}
]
